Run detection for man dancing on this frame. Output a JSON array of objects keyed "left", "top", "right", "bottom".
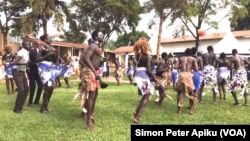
[
  {"left": 154, "top": 52, "right": 172, "bottom": 108},
  {"left": 199, "top": 45, "right": 218, "bottom": 104},
  {"left": 2, "top": 46, "right": 15, "bottom": 94},
  {"left": 80, "top": 30, "right": 105, "bottom": 131},
  {"left": 175, "top": 48, "right": 198, "bottom": 115},
  {"left": 228, "top": 49, "right": 249, "bottom": 106}
]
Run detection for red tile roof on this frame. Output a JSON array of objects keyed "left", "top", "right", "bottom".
[
  {"left": 161, "top": 30, "right": 250, "bottom": 43},
  {"left": 113, "top": 46, "right": 134, "bottom": 54}
]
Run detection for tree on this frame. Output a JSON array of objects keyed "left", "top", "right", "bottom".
[
  {"left": 143, "top": 0, "right": 178, "bottom": 61},
  {"left": 230, "top": 0, "right": 250, "bottom": 30},
  {"left": 114, "top": 31, "right": 150, "bottom": 47},
  {"left": 0, "top": 0, "right": 28, "bottom": 45},
  {"left": 59, "top": 19, "right": 87, "bottom": 44},
  {"left": 21, "top": 0, "right": 70, "bottom": 36},
  {"left": 171, "top": 0, "right": 232, "bottom": 49},
  {"left": 70, "top": 0, "right": 143, "bottom": 47}
]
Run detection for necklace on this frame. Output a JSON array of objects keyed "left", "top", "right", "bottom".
[{"left": 135, "top": 53, "right": 142, "bottom": 68}]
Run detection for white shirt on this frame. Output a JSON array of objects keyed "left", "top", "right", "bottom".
[{"left": 13, "top": 48, "right": 29, "bottom": 71}]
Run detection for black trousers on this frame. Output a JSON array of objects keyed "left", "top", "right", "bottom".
[
  {"left": 27, "top": 67, "right": 43, "bottom": 105},
  {"left": 12, "top": 69, "right": 29, "bottom": 112}
]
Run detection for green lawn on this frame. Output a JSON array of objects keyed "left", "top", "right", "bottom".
[{"left": 0, "top": 77, "right": 250, "bottom": 141}]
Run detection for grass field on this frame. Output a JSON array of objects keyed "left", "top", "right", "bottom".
[{"left": 0, "top": 76, "right": 250, "bottom": 141}]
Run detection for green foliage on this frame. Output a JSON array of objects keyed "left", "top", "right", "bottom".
[
  {"left": 0, "top": 0, "right": 29, "bottom": 45},
  {"left": 143, "top": 0, "right": 178, "bottom": 60},
  {"left": 70, "top": 0, "right": 143, "bottom": 47},
  {"left": 60, "top": 19, "right": 87, "bottom": 44},
  {"left": 230, "top": 0, "right": 250, "bottom": 30},
  {"left": 171, "top": 0, "right": 231, "bottom": 48},
  {"left": 21, "top": 0, "right": 70, "bottom": 35},
  {"left": 114, "top": 31, "right": 150, "bottom": 47},
  {"left": 0, "top": 79, "right": 250, "bottom": 141},
  {"left": 104, "top": 40, "right": 117, "bottom": 50}
]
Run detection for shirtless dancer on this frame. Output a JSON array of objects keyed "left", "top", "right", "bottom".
[
  {"left": 154, "top": 52, "right": 171, "bottom": 108},
  {"left": 191, "top": 47, "right": 203, "bottom": 99},
  {"left": 199, "top": 45, "right": 218, "bottom": 104},
  {"left": 80, "top": 30, "right": 105, "bottom": 131},
  {"left": 228, "top": 49, "right": 250, "bottom": 106},
  {"left": 175, "top": 48, "right": 198, "bottom": 114}
]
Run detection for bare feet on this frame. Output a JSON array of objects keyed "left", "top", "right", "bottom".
[
  {"left": 91, "top": 115, "right": 96, "bottom": 124},
  {"left": 86, "top": 124, "right": 93, "bottom": 131},
  {"left": 133, "top": 112, "right": 140, "bottom": 123}
]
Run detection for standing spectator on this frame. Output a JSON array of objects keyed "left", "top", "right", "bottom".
[
  {"left": 132, "top": 37, "right": 158, "bottom": 123},
  {"left": 114, "top": 57, "right": 123, "bottom": 85},
  {"left": 127, "top": 56, "right": 134, "bottom": 84},
  {"left": 27, "top": 42, "right": 43, "bottom": 107},
  {"left": 2, "top": 45, "right": 15, "bottom": 94},
  {"left": 102, "top": 61, "right": 108, "bottom": 79},
  {"left": 12, "top": 41, "right": 31, "bottom": 113},
  {"left": 73, "top": 57, "right": 80, "bottom": 80},
  {"left": 169, "top": 53, "right": 178, "bottom": 91},
  {"left": 228, "top": 49, "right": 250, "bottom": 106}
]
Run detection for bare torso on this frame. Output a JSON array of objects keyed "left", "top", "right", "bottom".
[
  {"left": 193, "top": 55, "right": 203, "bottom": 70},
  {"left": 231, "top": 54, "right": 249, "bottom": 70},
  {"left": 83, "top": 43, "right": 102, "bottom": 76},
  {"left": 177, "top": 56, "right": 198, "bottom": 72},
  {"left": 203, "top": 52, "right": 217, "bottom": 66}
]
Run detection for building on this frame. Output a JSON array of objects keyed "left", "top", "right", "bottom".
[
  {"left": 160, "top": 30, "right": 250, "bottom": 57},
  {"left": 112, "top": 30, "right": 250, "bottom": 70}
]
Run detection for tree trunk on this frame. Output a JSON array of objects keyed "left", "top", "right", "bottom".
[
  {"left": 1, "top": 27, "right": 9, "bottom": 46},
  {"left": 42, "top": 12, "right": 48, "bottom": 35},
  {"left": 156, "top": 14, "right": 164, "bottom": 62}
]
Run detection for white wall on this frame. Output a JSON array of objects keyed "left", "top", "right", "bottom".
[{"left": 161, "top": 37, "right": 250, "bottom": 56}]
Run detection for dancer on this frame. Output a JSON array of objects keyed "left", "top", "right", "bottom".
[
  {"left": 12, "top": 41, "right": 31, "bottom": 113},
  {"left": 27, "top": 42, "right": 43, "bottom": 107},
  {"left": 228, "top": 49, "right": 249, "bottom": 106},
  {"left": 132, "top": 37, "right": 158, "bottom": 123},
  {"left": 154, "top": 52, "right": 172, "bottom": 108},
  {"left": 199, "top": 45, "right": 218, "bottom": 104},
  {"left": 175, "top": 48, "right": 198, "bottom": 114},
  {"left": 37, "top": 34, "right": 59, "bottom": 113},
  {"left": 80, "top": 30, "right": 106, "bottom": 131},
  {"left": 2, "top": 45, "right": 15, "bottom": 94},
  {"left": 217, "top": 52, "right": 229, "bottom": 100}
]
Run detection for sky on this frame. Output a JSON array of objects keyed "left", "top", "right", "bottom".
[{"left": 1, "top": 0, "right": 232, "bottom": 49}]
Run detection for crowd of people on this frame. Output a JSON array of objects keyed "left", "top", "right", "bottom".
[
  {"left": 1, "top": 35, "right": 75, "bottom": 114},
  {"left": 1, "top": 30, "right": 250, "bottom": 131},
  {"left": 130, "top": 43, "right": 250, "bottom": 123}
]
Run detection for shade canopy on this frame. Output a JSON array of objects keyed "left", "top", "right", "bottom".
[{"left": 213, "top": 32, "right": 246, "bottom": 54}]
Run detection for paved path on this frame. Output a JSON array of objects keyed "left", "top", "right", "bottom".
[{"left": 102, "top": 76, "right": 129, "bottom": 83}]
